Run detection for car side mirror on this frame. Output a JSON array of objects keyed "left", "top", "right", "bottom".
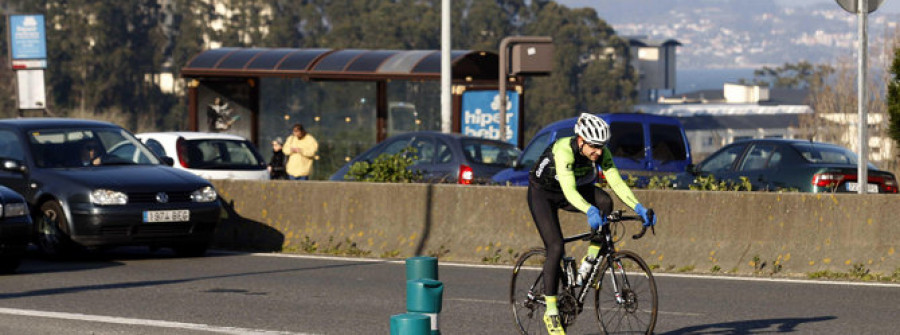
[
  {"left": 160, "top": 156, "right": 175, "bottom": 166},
  {"left": 511, "top": 159, "right": 521, "bottom": 170},
  {"left": 686, "top": 164, "right": 697, "bottom": 175},
  {"left": 0, "top": 159, "right": 27, "bottom": 174}
]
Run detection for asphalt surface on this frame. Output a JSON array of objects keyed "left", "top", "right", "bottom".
[{"left": 0, "top": 248, "right": 898, "bottom": 334}]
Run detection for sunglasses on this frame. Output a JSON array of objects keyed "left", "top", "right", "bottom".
[{"left": 586, "top": 143, "right": 604, "bottom": 149}]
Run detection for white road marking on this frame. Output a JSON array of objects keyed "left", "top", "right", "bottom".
[
  {"left": 243, "top": 251, "right": 900, "bottom": 288},
  {"left": 0, "top": 307, "right": 314, "bottom": 335}
]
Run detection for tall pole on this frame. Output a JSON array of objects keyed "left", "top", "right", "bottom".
[
  {"left": 857, "top": 0, "right": 868, "bottom": 194},
  {"left": 441, "top": 0, "right": 452, "bottom": 133}
]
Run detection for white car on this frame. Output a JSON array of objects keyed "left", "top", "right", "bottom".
[{"left": 136, "top": 132, "right": 269, "bottom": 180}]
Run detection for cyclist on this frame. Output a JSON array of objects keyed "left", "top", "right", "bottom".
[{"left": 528, "top": 113, "right": 658, "bottom": 335}]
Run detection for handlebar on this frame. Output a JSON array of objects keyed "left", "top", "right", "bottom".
[
  {"left": 631, "top": 209, "right": 655, "bottom": 240},
  {"left": 580, "top": 209, "right": 656, "bottom": 242}
]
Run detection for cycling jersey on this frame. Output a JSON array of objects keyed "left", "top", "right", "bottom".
[{"left": 529, "top": 136, "right": 639, "bottom": 212}]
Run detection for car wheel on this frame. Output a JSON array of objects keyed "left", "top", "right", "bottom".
[
  {"left": 0, "top": 256, "right": 21, "bottom": 274},
  {"left": 172, "top": 243, "right": 209, "bottom": 257},
  {"left": 36, "top": 201, "right": 75, "bottom": 257}
]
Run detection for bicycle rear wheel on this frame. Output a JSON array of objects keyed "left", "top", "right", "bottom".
[
  {"left": 510, "top": 248, "right": 549, "bottom": 335},
  {"left": 593, "top": 250, "right": 658, "bottom": 335}
]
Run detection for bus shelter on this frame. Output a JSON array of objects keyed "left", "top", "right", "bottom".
[{"left": 181, "top": 47, "right": 524, "bottom": 179}]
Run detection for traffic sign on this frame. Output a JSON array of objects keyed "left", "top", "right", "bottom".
[{"left": 836, "top": 0, "right": 885, "bottom": 13}]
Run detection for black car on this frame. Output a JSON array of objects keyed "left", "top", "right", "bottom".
[
  {"left": 0, "top": 118, "right": 222, "bottom": 257},
  {"left": 330, "top": 131, "right": 521, "bottom": 184},
  {"left": 672, "top": 139, "right": 898, "bottom": 193},
  {"left": 0, "top": 185, "right": 32, "bottom": 273}
]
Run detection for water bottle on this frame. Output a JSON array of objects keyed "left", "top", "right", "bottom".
[
  {"left": 562, "top": 256, "right": 576, "bottom": 286},
  {"left": 576, "top": 257, "right": 595, "bottom": 286}
]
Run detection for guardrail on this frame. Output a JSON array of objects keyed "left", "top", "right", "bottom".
[{"left": 210, "top": 180, "right": 900, "bottom": 277}]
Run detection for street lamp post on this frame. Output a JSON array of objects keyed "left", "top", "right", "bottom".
[{"left": 835, "top": 0, "right": 884, "bottom": 193}]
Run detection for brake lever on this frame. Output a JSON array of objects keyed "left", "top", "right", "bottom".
[{"left": 632, "top": 226, "right": 648, "bottom": 240}]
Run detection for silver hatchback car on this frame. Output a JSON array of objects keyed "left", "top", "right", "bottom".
[{"left": 137, "top": 132, "right": 269, "bottom": 180}]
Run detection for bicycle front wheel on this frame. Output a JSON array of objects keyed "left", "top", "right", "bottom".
[
  {"left": 510, "top": 248, "right": 548, "bottom": 335},
  {"left": 593, "top": 250, "right": 658, "bottom": 335}
]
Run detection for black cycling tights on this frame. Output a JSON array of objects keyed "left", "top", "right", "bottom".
[{"left": 527, "top": 184, "right": 613, "bottom": 296}]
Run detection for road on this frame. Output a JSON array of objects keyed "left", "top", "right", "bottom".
[{"left": 0, "top": 249, "right": 898, "bottom": 334}]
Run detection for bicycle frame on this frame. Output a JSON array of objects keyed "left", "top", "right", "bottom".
[
  {"left": 511, "top": 209, "right": 656, "bottom": 335},
  {"left": 560, "top": 212, "right": 648, "bottom": 314}
]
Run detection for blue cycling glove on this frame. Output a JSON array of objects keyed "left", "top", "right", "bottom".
[
  {"left": 634, "top": 203, "right": 657, "bottom": 227},
  {"left": 586, "top": 206, "right": 606, "bottom": 230}
]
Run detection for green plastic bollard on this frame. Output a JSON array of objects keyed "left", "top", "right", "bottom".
[
  {"left": 406, "top": 256, "right": 438, "bottom": 281},
  {"left": 390, "top": 313, "right": 430, "bottom": 335},
  {"left": 407, "top": 279, "right": 443, "bottom": 335}
]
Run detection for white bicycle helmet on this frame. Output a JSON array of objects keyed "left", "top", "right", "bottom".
[{"left": 574, "top": 113, "right": 610, "bottom": 146}]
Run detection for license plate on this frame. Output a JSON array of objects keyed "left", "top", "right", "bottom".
[
  {"left": 846, "top": 182, "right": 878, "bottom": 193},
  {"left": 143, "top": 210, "right": 190, "bottom": 223}
]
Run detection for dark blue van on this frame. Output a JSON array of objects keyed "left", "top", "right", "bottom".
[{"left": 491, "top": 113, "right": 692, "bottom": 186}]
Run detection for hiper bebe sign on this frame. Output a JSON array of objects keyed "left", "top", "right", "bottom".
[{"left": 460, "top": 90, "right": 519, "bottom": 146}]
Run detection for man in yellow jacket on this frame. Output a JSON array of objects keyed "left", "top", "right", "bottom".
[{"left": 282, "top": 123, "right": 318, "bottom": 180}]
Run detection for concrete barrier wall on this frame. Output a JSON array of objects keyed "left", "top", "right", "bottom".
[{"left": 210, "top": 180, "right": 899, "bottom": 277}]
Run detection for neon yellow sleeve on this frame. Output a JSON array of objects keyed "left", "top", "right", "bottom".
[
  {"left": 601, "top": 166, "right": 639, "bottom": 210},
  {"left": 552, "top": 138, "right": 592, "bottom": 213}
]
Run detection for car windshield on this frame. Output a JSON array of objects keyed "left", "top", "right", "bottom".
[
  {"left": 28, "top": 128, "right": 160, "bottom": 168},
  {"left": 792, "top": 143, "right": 859, "bottom": 165},
  {"left": 460, "top": 139, "right": 520, "bottom": 167},
  {"left": 791, "top": 142, "right": 880, "bottom": 169},
  {"left": 182, "top": 139, "right": 264, "bottom": 169}
]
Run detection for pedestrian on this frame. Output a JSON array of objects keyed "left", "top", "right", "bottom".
[
  {"left": 282, "top": 123, "right": 318, "bottom": 180},
  {"left": 268, "top": 137, "right": 288, "bottom": 180}
]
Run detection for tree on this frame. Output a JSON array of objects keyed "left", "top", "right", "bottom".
[
  {"left": 752, "top": 61, "right": 833, "bottom": 89},
  {"left": 888, "top": 45, "right": 900, "bottom": 150},
  {"left": 1, "top": 0, "right": 637, "bottom": 143},
  {"left": 520, "top": 2, "right": 635, "bottom": 139},
  {"left": 799, "top": 57, "right": 891, "bottom": 173}
]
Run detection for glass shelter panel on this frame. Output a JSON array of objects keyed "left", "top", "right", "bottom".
[
  {"left": 386, "top": 80, "right": 441, "bottom": 137},
  {"left": 260, "top": 78, "right": 377, "bottom": 179}
]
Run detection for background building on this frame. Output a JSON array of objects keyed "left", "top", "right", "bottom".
[{"left": 626, "top": 36, "right": 681, "bottom": 103}]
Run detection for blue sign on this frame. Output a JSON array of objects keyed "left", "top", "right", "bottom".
[
  {"left": 9, "top": 14, "right": 47, "bottom": 60},
  {"left": 461, "top": 90, "right": 519, "bottom": 145}
]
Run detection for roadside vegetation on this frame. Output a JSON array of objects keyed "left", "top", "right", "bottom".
[{"left": 345, "top": 148, "right": 423, "bottom": 183}]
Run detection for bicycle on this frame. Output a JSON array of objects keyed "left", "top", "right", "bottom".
[{"left": 510, "top": 209, "right": 658, "bottom": 334}]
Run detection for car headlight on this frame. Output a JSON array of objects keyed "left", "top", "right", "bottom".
[
  {"left": 90, "top": 189, "right": 128, "bottom": 205},
  {"left": 0, "top": 202, "right": 28, "bottom": 218},
  {"left": 191, "top": 186, "right": 218, "bottom": 203}
]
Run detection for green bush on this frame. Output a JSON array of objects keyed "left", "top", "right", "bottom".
[
  {"left": 689, "top": 175, "right": 752, "bottom": 191},
  {"left": 345, "top": 147, "right": 423, "bottom": 183},
  {"left": 647, "top": 175, "right": 676, "bottom": 190}
]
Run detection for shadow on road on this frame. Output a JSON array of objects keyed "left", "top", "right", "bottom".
[
  {"left": 0, "top": 255, "right": 386, "bottom": 300},
  {"left": 213, "top": 199, "right": 285, "bottom": 252},
  {"left": 658, "top": 316, "right": 837, "bottom": 334}
]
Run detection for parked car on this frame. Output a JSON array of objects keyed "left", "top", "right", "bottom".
[
  {"left": 0, "top": 118, "right": 223, "bottom": 257},
  {"left": 492, "top": 113, "right": 692, "bottom": 186},
  {"left": 0, "top": 185, "right": 32, "bottom": 273},
  {"left": 330, "top": 131, "right": 521, "bottom": 184},
  {"left": 136, "top": 132, "right": 268, "bottom": 180},
  {"left": 671, "top": 138, "right": 899, "bottom": 193}
]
